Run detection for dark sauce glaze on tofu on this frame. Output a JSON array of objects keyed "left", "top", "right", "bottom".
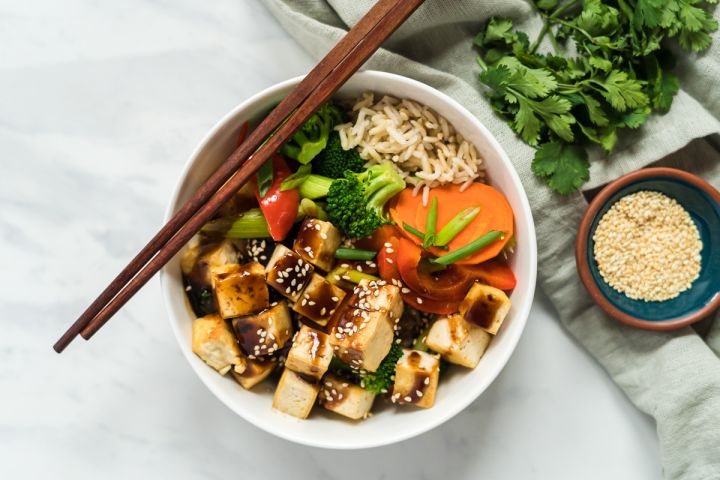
[
  {"left": 296, "top": 280, "right": 342, "bottom": 321},
  {"left": 320, "top": 378, "right": 352, "bottom": 409},
  {"left": 294, "top": 219, "right": 332, "bottom": 269},
  {"left": 231, "top": 318, "right": 264, "bottom": 357},
  {"left": 394, "top": 352, "right": 432, "bottom": 405},
  {"left": 267, "top": 252, "right": 314, "bottom": 298},
  {"left": 462, "top": 292, "right": 503, "bottom": 329}
]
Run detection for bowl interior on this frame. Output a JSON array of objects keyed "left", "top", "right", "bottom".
[
  {"left": 586, "top": 175, "right": 720, "bottom": 322},
  {"left": 161, "top": 71, "right": 537, "bottom": 449}
]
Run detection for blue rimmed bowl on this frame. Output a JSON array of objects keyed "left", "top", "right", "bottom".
[{"left": 576, "top": 167, "right": 720, "bottom": 331}]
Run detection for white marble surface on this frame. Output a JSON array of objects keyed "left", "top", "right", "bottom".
[{"left": 0, "top": 1, "right": 662, "bottom": 478}]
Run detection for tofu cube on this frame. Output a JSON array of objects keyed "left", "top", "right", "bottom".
[
  {"left": 292, "top": 274, "right": 346, "bottom": 327},
  {"left": 285, "top": 325, "right": 333, "bottom": 380},
  {"left": 192, "top": 314, "right": 246, "bottom": 375},
  {"left": 293, "top": 218, "right": 342, "bottom": 271},
  {"left": 231, "top": 301, "right": 293, "bottom": 358},
  {"left": 426, "top": 314, "right": 492, "bottom": 368},
  {"left": 231, "top": 358, "right": 277, "bottom": 389},
  {"left": 265, "top": 244, "right": 315, "bottom": 302},
  {"left": 391, "top": 349, "right": 440, "bottom": 409},
  {"left": 328, "top": 279, "right": 402, "bottom": 372},
  {"left": 272, "top": 368, "right": 320, "bottom": 419},
  {"left": 183, "top": 239, "right": 238, "bottom": 286},
  {"left": 319, "top": 374, "right": 376, "bottom": 420},
  {"left": 211, "top": 262, "right": 268, "bottom": 319},
  {"left": 459, "top": 283, "right": 512, "bottom": 335}
]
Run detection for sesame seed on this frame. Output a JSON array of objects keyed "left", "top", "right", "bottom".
[
  {"left": 404, "top": 396, "right": 412, "bottom": 402},
  {"left": 416, "top": 297, "right": 423, "bottom": 304}
]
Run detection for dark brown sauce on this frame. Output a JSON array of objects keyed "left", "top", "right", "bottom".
[
  {"left": 462, "top": 293, "right": 500, "bottom": 329},
  {"left": 267, "top": 251, "right": 314, "bottom": 298},
  {"left": 395, "top": 372, "right": 431, "bottom": 404},
  {"left": 294, "top": 219, "right": 334, "bottom": 269},
  {"left": 295, "top": 278, "right": 341, "bottom": 323},
  {"left": 231, "top": 317, "right": 262, "bottom": 356},
  {"left": 320, "top": 377, "right": 351, "bottom": 409}
]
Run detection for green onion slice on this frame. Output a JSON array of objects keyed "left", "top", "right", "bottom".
[
  {"left": 435, "top": 206, "right": 481, "bottom": 246},
  {"left": 430, "top": 230, "right": 504, "bottom": 265},
  {"left": 335, "top": 248, "right": 377, "bottom": 261},
  {"left": 422, "top": 197, "right": 438, "bottom": 249}
]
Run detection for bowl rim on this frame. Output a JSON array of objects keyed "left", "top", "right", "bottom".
[
  {"left": 160, "top": 70, "right": 537, "bottom": 448},
  {"left": 575, "top": 166, "right": 720, "bottom": 331}
]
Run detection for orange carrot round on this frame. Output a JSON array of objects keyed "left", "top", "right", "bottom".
[{"left": 388, "top": 183, "right": 513, "bottom": 264}]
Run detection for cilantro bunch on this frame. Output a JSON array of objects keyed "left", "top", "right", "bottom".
[{"left": 474, "top": 0, "right": 717, "bottom": 194}]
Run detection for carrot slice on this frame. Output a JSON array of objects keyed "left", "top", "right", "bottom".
[{"left": 388, "top": 183, "right": 513, "bottom": 264}]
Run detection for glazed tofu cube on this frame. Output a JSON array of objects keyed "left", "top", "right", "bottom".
[
  {"left": 459, "top": 283, "right": 512, "bottom": 335},
  {"left": 265, "top": 245, "right": 314, "bottom": 301},
  {"left": 211, "top": 262, "right": 269, "bottom": 318},
  {"left": 192, "top": 314, "right": 246, "bottom": 375},
  {"left": 328, "top": 279, "right": 402, "bottom": 372},
  {"left": 293, "top": 218, "right": 342, "bottom": 271},
  {"left": 426, "top": 314, "right": 492, "bottom": 368},
  {"left": 285, "top": 325, "right": 333, "bottom": 380},
  {"left": 231, "top": 358, "right": 277, "bottom": 390},
  {"left": 391, "top": 349, "right": 440, "bottom": 409},
  {"left": 292, "top": 274, "right": 346, "bottom": 327},
  {"left": 272, "top": 368, "right": 320, "bottom": 419},
  {"left": 319, "top": 374, "right": 376, "bottom": 420},
  {"left": 183, "top": 239, "right": 238, "bottom": 285},
  {"left": 231, "top": 301, "right": 293, "bottom": 358}
]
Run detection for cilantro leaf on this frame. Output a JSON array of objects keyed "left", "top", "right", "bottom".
[
  {"left": 593, "top": 70, "right": 648, "bottom": 112},
  {"left": 532, "top": 142, "right": 590, "bottom": 195}
]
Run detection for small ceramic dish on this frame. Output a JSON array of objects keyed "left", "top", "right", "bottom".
[{"left": 576, "top": 167, "right": 720, "bottom": 331}]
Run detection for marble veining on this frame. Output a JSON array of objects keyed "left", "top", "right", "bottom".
[{"left": 0, "top": 1, "right": 660, "bottom": 478}]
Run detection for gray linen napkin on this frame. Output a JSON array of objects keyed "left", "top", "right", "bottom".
[{"left": 262, "top": 1, "right": 720, "bottom": 477}]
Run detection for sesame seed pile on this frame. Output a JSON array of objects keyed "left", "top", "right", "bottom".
[{"left": 592, "top": 190, "right": 702, "bottom": 302}]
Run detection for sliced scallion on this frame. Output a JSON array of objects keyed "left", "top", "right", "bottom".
[
  {"left": 280, "top": 165, "right": 312, "bottom": 191},
  {"left": 435, "top": 206, "right": 481, "bottom": 246},
  {"left": 335, "top": 248, "right": 377, "bottom": 261},
  {"left": 422, "top": 197, "right": 438, "bottom": 248},
  {"left": 430, "top": 230, "right": 504, "bottom": 265},
  {"left": 403, "top": 222, "right": 425, "bottom": 239}
]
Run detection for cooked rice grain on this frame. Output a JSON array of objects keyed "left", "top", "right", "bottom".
[{"left": 336, "top": 93, "right": 485, "bottom": 199}]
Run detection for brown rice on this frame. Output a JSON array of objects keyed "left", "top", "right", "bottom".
[{"left": 335, "top": 93, "right": 485, "bottom": 203}]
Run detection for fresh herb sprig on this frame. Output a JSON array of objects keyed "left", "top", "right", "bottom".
[{"left": 474, "top": 0, "right": 717, "bottom": 194}]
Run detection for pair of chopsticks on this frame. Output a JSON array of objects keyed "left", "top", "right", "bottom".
[{"left": 53, "top": 0, "right": 425, "bottom": 353}]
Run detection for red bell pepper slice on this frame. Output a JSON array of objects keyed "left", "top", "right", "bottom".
[
  {"left": 255, "top": 155, "right": 299, "bottom": 241},
  {"left": 457, "top": 259, "right": 517, "bottom": 291}
]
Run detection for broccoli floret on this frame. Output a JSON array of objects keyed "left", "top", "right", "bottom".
[
  {"left": 359, "top": 343, "right": 404, "bottom": 394},
  {"left": 281, "top": 102, "right": 343, "bottom": 164},
  {"left": 313, "top": 132, "right": 365, "bottom": 178},
  {"left": 326, "top": 162, "right": 405, "bottom": 238}
]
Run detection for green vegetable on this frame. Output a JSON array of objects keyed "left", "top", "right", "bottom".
[
  {"left": 359, "top": 343, "right": 404, "bottom": 394},
  {"left": 335, "top": 247, "right": 377, "bottom": 261},
  {"left": 327, "top": 265, "right": 380, "bottom": 286},
  {"left": 298, "top": 198, "right": 329, "bottom": 221},
  {"left": 202, "top": 208, "right": 272, "bottom": 238},
  {"left": 403, "top": 222, "right": 425, "bottom": 239},
  {"left": 431, "top": 230, "right": 504, "bottom": 265},
  {"left": 474, "top": 1, "right": 717, "bottom": 194},
  {"left": 313, "top": 132, "right": 365, "bottom": 178},
  {"left": 298, "top": 174, "right": 334, "bottom": 200},
  {"left": 422, "top": 197, "right": 438, "bottom": 248},
  {"left": 256, "top": 159, "right": 274, "bottom": 198},
  {"left": 280, "top": 102, "right": 344, "bottom": 164},
  {"left": 300, "top": 162, "right": 406, "bottom": 238},
  {"left": 435, "top": 206, "right": 481, "bottom": 246},
  {"left": 280, "top": 164, "right": 312, "bottom": 191}
]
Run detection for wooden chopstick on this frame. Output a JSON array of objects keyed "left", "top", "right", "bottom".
[
  {"left": 53, "top": 0, "right": 425, "bottom": 352},
  {"left": 51, "top": 0, "right": 406, "bottom": 353}
]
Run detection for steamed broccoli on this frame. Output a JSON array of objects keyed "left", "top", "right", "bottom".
[
  {"left": 326, "top": 162, "right": 405, "bottom": 238},
  {"left": 281, "top": 102, "right": 343, "bottom": 164},
  {"left": 313, "top": 132, "right": 365, "bottom": 178},
  {"left": 359, "top": 343, "right": 404, "bottom": 394}
]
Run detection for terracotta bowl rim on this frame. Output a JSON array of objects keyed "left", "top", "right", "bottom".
[{"left": 575, "top": 167, "right": 720, "bottom": 331}]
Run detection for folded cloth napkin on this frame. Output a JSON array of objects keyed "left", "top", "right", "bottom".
[{"left": 262, "top": 1, "right": 720, "bottom": 477}]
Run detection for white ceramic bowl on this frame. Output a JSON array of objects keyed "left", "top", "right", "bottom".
[{"left": 161, "top": 71, "right": 537, "bottom": 449}]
